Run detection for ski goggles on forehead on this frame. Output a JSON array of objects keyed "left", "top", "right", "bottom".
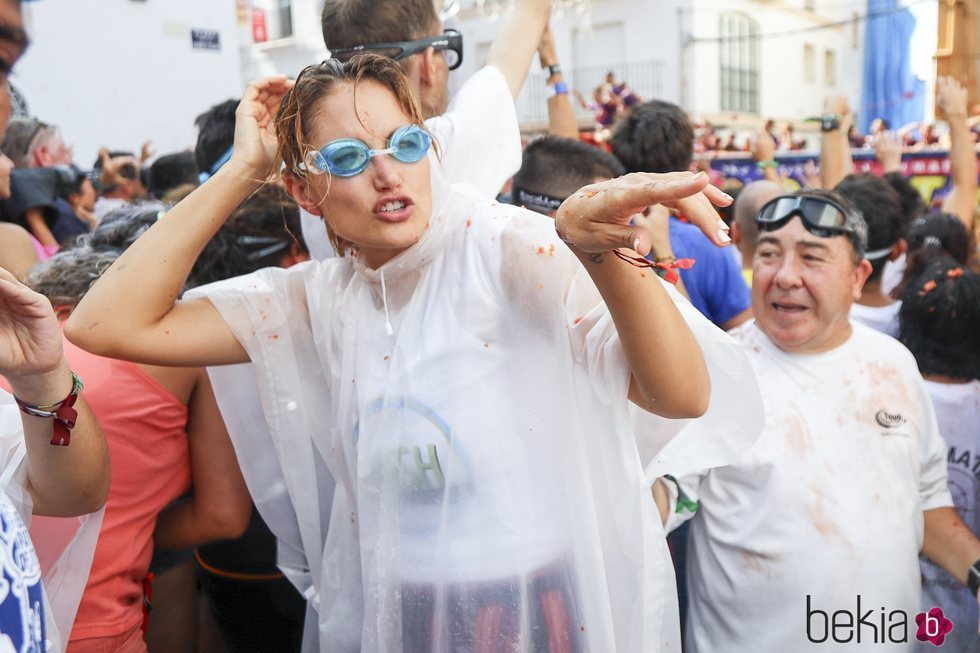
[
  {"left": 329, "top": 29, "right": 464, "bottom": 71},
  {"left": 755, "top": 195, "right": 855, "bottom": 239},
  {"left": 301, "top": 124, "right": 431, "bottom": 177}
]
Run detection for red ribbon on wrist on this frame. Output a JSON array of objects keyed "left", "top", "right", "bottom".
[
  {"left": 51, "top": 398, "right": 79, "bottom": 446},
  {"left": 611, "top": 250, "right": 695, "bottom": 285},
  {"left": 13, "top": 371, "right": 84, "bottom": 446}
]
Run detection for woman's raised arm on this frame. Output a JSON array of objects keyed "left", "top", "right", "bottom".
[
  {"left": 66, "top": 76, "right": 293, "bottom": 367},
  {"left": 555, "top": 171, "right": 732, "bottom": 419}
]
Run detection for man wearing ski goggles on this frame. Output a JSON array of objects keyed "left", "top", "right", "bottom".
[
  {"left": 680, "top": 194, "right": 980, "bottom": 653},
  {"left": 329, "top": 29, "right": 464, "bottom": 72},
  {"left": 754, "top": 192, "right": 868, "bottom": 258},
  {"left": 751, "top": 190, "right": 871, "bottom": 355}
]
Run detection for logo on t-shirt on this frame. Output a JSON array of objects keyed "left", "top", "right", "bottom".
[
  {"left": 354, "top": 396, "right": 474, "bottom": 533},
  {"left": 875, "top": 410, "right": 907, "bottom": 428},
  {"left": 0, "top": 493, "right": 45, "bottom": 653}
]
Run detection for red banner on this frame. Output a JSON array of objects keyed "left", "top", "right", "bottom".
[
  {"left": 709, "top": 151, "right": 980, "bottom": 208},
  {"left": 252, "top": 8, "right": 268, "bottom": 44}
]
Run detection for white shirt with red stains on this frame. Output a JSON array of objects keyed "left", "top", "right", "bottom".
[{"left": 677, "top": 321, "right": 953, "bottom": 653}]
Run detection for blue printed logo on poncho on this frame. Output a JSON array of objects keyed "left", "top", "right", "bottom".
[
  {"left": 354, "top": 397, "right": 474, "bottom": 532},
  {"left": 0, "top": 493, "right": 45, "bottom": 653}
]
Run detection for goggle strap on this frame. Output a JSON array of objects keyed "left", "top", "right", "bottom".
[{"left": 299, "top": 150, "right": 330, "bottom": 175}]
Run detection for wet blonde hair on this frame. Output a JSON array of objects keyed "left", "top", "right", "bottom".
[{"left": 276, "top": 54, "right": 427, "bottom": 257}]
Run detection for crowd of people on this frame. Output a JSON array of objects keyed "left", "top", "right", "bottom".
[
  {"left": 0, "top": 0, "right": 978, "bottom": 651},
  {"left": 689, "top": 103, "right": 980, "bottom": 159},
  {"left": 573, "top": 70, "right": 642, "bottom": 132}
]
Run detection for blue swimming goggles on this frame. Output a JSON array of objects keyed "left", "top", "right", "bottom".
[{"left": 301, "top": 124, "right": 431, "bottom": 177}]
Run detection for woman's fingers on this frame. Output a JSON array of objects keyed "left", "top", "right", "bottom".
[
  {"left": 558, "top": 171, "right": 733, "bottom": 252},
  {"left": 700, "top": 182, "right": 734, "bottom": 207},
  {"left": 667, "top": 193, "right": 731, "bottom": 246},
  {"left": 571, "top": 172, "right": 707, "bottom": 218},
  {"left": 239, "top": 76, "right": 292, "bottom": 117},
  {"left": 0, "top": 275, "right": 52, "bottom": 320},
  {"left": 229, "top": 76, "right": 296, "bottom": 178}
]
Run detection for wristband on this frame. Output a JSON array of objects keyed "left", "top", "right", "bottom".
[
  {"left": 756, "top": 160, "right": 778, "bottom": 169},
  {"left": 968, "top": 559, "right": 980, "bottom": 597},
  {"left": 543, "top": 63, "right": 562, "bottom": 78},
  {"left": 14, "top": 371, "right": 84, "bottom": 446},
  {"left": 547, "top": 81, "right": 569, "bottom": 99}
]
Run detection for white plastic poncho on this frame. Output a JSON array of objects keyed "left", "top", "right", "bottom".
[
  {"left": 191, "top": 172, "right": 763, "bottom": 651},
  {"left": 0, "top": 391, "right": 103, "bottom": 653}
]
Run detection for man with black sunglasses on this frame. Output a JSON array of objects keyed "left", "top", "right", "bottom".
[
  {"left": 663, "top": 190, "right": 980, "bottom": 652},
  {"left": 299, "top": 0, "right": 550, "bottom": 260}
]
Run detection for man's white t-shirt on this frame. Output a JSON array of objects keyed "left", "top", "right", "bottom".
[
  {"left": 300, "top": 65, "right": 521, "bottom": 260},
  {"left": 917, "top": 380, "right": 980, "bottom": 653},
  {"left": 850, "top": 300, "right": 902, "bottom": 338},
  {"left": 679, "top": 322, "right": 953, "bottom": 652}
]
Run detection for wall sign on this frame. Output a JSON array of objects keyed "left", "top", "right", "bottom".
[{"left": 191, "top": 28, "right": 220, "bottom": 51}]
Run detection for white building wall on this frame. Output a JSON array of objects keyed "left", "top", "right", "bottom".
[
  {"left": 444, "top": 0, "right": 865, "bottom": 130},
  {"left": 686, "top": 0, "right": 864, "bottom": 126},
  {"left": 15, "top": 0, "right": 246, "bottom": 166},
  {"left": 450, "top": 0, "right": 686, "bottom": 127},
  {"left": 12, "top": 0, "right": 869, "bottom": 164}
]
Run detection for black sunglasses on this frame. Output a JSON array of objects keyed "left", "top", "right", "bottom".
[
  {"left": 25, "top": 119, "right": 50, "bottom": 148},
  {"left": 512, "top": 187, "right": 565, "bottom": 215},
  {"left": 329, "top": 29, "right": 463, "bottom": 71},
  {"left": 755, "top": 195, "right": 854, "bottom": 239}
]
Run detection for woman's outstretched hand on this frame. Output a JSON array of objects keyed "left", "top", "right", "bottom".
[
  {"left": 229, "top": 75, "right": 295, "bottom": 180},
  {"left": 555, "top": 171, "right": 733, "bottom": 257}
]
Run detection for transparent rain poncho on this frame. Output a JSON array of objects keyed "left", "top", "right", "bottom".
[{"left": 191, "top": 170, "right": 763, "bottom": 651}]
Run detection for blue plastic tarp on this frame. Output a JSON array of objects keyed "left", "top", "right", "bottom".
[{"left": 860, "top": 0, "right": 925, "bottom": 133}]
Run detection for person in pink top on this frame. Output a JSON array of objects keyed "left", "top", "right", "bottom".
[{"left": 26, "top": 204, "right": 252, "bottom": 653}]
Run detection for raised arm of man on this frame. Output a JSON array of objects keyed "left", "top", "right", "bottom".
[
  {"left": 486, "top": 0, "right": 553, "bottom": 100},
  {"left": 819, "top": 96, "right": 854, "bottom": 190},
  {"left": 937, "top": 76, "right": 976, "bottom": 232},
  {"left": 537, "top": 24, "right": 578, "bottom": 139}
]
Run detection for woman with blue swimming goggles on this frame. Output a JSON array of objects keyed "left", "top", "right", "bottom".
[
  {"left": 301, "top": 123, "right": 431, "bottom": 177},
  {"left": 69, "top": 54, "right": 759, "bottom": 653}
]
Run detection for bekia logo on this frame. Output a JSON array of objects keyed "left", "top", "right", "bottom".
[
  {"left": 806, "top": 596, "right": 954, "bottom": 645},
  {"left": 875, "top": 409, "right": 907, "bottom": 428},
  {"left": 915, "top": 607, "right": 953, "bottom": 647}
]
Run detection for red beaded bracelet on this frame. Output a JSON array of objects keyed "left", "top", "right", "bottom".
[{"left": 14, "top": 372, "right": 84, "bottom": 446}]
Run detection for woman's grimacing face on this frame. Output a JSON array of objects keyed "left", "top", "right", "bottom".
[{"left": 294, "top": 80, "right": 432, "bottom": 269}]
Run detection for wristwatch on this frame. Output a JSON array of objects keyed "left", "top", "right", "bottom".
[
  {"left": 543, "top": 63, "right": 562, "bottom": 78},
  {"left": 819, "top": 114, "right": 842, "bottom": 132},
  {"left": 968, "top": 558, "right": 980, "bottom": 596}
]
